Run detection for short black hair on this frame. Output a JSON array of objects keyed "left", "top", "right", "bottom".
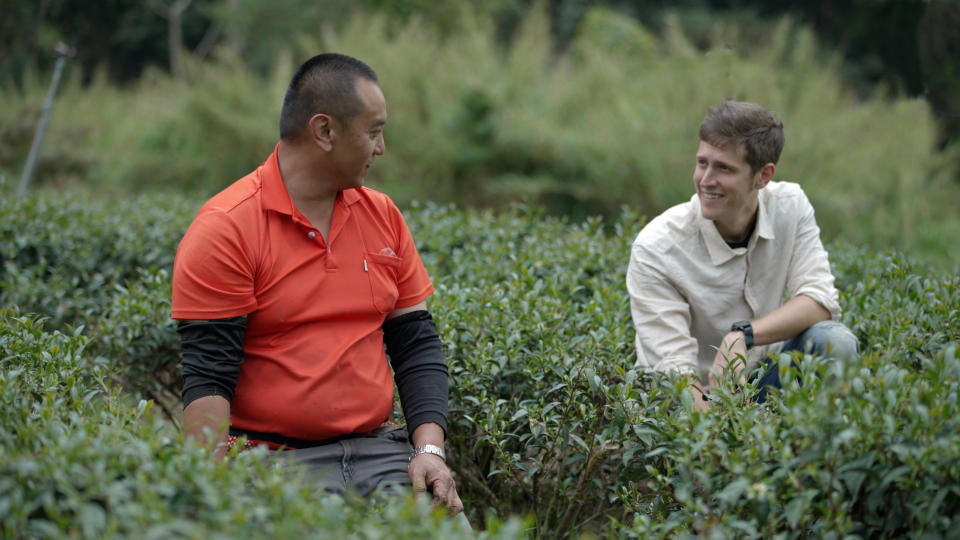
[
  {"left": 699, "top": 100, "right": 785, "bottom": 173},
  {"left": 279, "top": 53, "right": 379, "bottom": 140}
]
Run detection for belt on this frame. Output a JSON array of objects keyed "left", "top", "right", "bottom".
[{"left": 228, "top": 427, "right": 366, "bottom": 450}]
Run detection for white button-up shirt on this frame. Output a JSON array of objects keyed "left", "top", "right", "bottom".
[{"left": 626, "top": 181, "right": 841, "bottom": 376}]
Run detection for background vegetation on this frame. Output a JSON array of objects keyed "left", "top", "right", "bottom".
[
  {"left": 3, "top": 5, "right": 959, "bottom": 267},
  {"left": 2, "top": 192, "right": 958, "bottom": 538}
]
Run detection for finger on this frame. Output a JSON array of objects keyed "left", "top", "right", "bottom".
[
  {"left": 409, "top": 468, "right": 428, "bottom": 496},
  {"left": 446, "top": 484, "right": 464, "bottom": 515},
  {"left": 429, "top": 477, "right": 450, "bottom": 508}
]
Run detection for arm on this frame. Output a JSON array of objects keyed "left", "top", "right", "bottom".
[
  {"left": 184, "top": 395, "right": 231, "bottom": 461},
  {"left": 710, "top": 191, "right": 837, "bottom": 387},
  {"left": 177, "top": 317, "right": 247, "bottom": 461},
  {"left": 626, "top": 242, "right": 700, "bottom": 375},
  {"left": 753, "top": 294, "right": 830, "bottom": 346},
  {"left": 709, "top": 295, "right": 830, "bottom": 386},
  {"left": 627, "top": 242, "right": 709, "bottom": 409},
  {"left": 784, "top": 190, "right": 841, "bottom": 320},
  {"left": 382, "top": 301, "right": 463, "bottom": 515}
]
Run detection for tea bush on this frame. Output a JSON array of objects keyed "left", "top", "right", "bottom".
[
  {"left": 411, "top": 203, "right": 960, "bottom": 537},
  {"left": 0, "top": 193, "right": 191, "bottom": 412},
  {"left": 0, "top": 310, "right": 512, "bottom": 539},
  {"left": 1, "top": 191, "right": 959, "bottom": 537}
]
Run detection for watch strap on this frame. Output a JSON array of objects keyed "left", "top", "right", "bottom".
[{"left": 730, "top": 320, "right": 754, "bottom": 349}]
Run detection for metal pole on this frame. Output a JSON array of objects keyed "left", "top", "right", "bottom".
[{"left": 17, "top": 44, "right": 73, "bottom": 199}]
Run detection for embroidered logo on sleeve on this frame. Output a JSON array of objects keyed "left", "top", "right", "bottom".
[{"left": 379, "top": 247, "right": 398, "bottom": 257}]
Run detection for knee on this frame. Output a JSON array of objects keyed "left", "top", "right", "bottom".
[{"left": 805, "top": 320, "right": 859, "bottom": 360}]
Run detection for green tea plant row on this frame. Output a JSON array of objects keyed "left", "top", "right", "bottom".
[{"left": 1, "top": 192, "right": 959, "bottom": 538}]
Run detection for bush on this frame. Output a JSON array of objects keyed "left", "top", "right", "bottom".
[
  {"left": 2, "top": 191, "right": 959, "bottom": 537},
  {"left": 409, "top": 203, "right": 960, "bottom": 537},
  {"left": 0, "top": 309, "right": 520, "bottom": 538},
  {"left": 624, "top": 345, "right": 960, "bottom": 538},
  {"left": 0, "top": 193, "right": 192, "bottom": 408}
]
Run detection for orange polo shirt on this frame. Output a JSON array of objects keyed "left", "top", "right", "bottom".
[{"left": 171, "top": 145, "right": 434, "bottom": 441}]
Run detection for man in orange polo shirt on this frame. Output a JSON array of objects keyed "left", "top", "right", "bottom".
[{"left": 171, "top": 53, "right": 463, "bottom": 516}]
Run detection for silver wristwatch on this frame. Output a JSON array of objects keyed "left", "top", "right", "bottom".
[{"left": 409, "top": 444, "right": 446, "bottom": 462}]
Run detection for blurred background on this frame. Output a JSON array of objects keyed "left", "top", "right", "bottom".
[{"left": 2, "top": 0, "right": 959, "bottom": 266}]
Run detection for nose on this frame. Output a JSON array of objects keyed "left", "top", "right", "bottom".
[
  {"left": 374, "top": 133, "right": 385, "bottom": 156},
  {"left": 698, "top": 166, "right": 717, "bottom": 186}
]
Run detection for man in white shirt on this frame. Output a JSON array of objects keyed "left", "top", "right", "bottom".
[{"left": 626, "top": 100, "right": 858, "bottom": 411}]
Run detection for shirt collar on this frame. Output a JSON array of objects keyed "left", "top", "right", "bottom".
[
  {"left": 261, "top": 142, "right": 363, "bottom": 215},
  {"left": 693, "top": 189, "right": 776, "bottom": 266},
  {"left": 755, "top": 188, "right": 775, "bottom": 241},
  {"left": 261, "top": 143, "right": 294, "bottom": 215}
]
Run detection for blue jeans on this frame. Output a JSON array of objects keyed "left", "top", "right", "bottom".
[{"left": 752, "top": 320, "right": 859, "bottom": 403}]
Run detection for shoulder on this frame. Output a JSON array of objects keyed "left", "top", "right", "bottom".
[
  {"left": 633, "top": 198, "right": 697, "bottom": 255},
  {"left": 347, "top": 187, "right": 409, "bottom": 234},
  {"left": 761, "top": 181, "right": 810, "bottom": 206},
  {"left": 349, "top": 187, "right": 402, "bottom": 215},
  {"left": 181, "top": 174, "right": 264, "bottom": 252},
  {"left": 197, "top": 173, "right": 262, "bottom": 217},
  {"left": 760, "top": 181, "right": 816, "bottom": 223}
]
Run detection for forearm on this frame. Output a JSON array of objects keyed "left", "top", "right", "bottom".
[
  {"left": 411, "top": 421, "right": 446, "bottom": 450},
  {"left": 383, "top": 309, "right": 450, "bottom": 437},
  {"left": 183, "top": 394, "right": 231, "bottom": 461},
  {"left": 751, "top": 294, "right": 830, "bottom": 346}
]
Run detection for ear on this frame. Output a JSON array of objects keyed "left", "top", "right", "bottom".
[
  {"left": 307, "top": 113, "right": 335, "bottom": 152},
  {"left": 753, "top": 163, "right": 775, "bottom": 190}
]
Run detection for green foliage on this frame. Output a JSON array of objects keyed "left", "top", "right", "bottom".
[
  {"left": 2, "top": 188, "right": 959, "bottom": 537},
  {"left": 407, "top": 203, "right": 648, "bottom": 535},
  {"left": 0, "top": 193, "right": 192, "bottom": 409},
  {"left": 0, "top": 310, "right": 510, "bottom": 539},
  {"left": 3, "top": 7, "right": 958, "bottom": 267},
  {"left": 623, "top": 346, "right": 960, "bottom": 538}
]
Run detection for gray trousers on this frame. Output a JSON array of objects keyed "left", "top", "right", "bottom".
[
  {"left": 753, "top": 320, "right": 859, "bottom": 402},
  {"left": 267, "top": 424, "right": 473, "bottom": 529},
  {"left": 268, "top": 424, "right": 412, "bottom": 497}
]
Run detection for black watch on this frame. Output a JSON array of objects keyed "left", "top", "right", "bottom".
[{"left": 730, "top": 320, "right": 754, "bottom": 349}]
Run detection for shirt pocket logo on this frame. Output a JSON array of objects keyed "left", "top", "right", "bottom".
[{"left": 366, "top": 252, "right": 402, "bottom": 313}]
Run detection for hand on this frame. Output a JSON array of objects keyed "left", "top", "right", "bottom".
[
  {"left": 709, "top": 331, "right": 749, "bottom": 388},
  {"left": 408, "top": 453, "right": 464, "bottom": 515},
  {"left": 687, "top": 378, "right": 711, "bottom": 413}
]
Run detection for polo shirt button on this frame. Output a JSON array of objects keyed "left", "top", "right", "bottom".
[{"left": 308, "top": 231, "right": 316, "bottom": 239}]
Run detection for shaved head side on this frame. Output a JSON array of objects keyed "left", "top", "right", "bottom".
[{"left": 279, "top": 53, "right": 379, "bottom": 140}]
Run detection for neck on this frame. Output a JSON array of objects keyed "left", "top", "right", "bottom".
[
  {"left": 715, "top": 206, "right": 758, "bottom": 243},
  {"left": 277, "top": 138, "right": 339, "bottom": 211}
]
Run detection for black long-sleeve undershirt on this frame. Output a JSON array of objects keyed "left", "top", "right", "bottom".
[{"left": 382, "top": 310, "right": 449, "bottom": 437}]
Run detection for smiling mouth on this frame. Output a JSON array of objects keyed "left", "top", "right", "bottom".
[{"left": 701, "top": 192, "right": 723, "bottom": 200}]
